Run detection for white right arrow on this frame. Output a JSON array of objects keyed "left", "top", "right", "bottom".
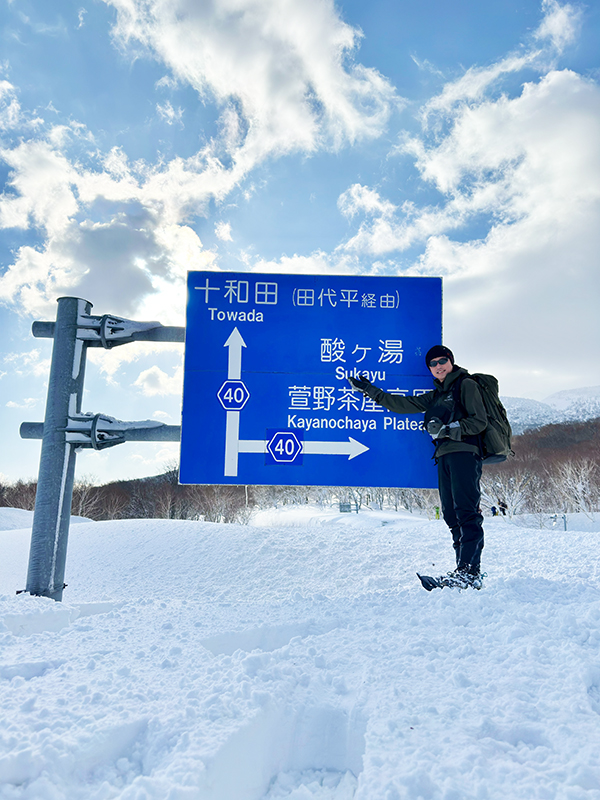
[
  {"left": 238, "top": 437, "right": 369, "bottom": 460},
  {"left": 303, "top": 437, "right": 369, "bottom": 460}
]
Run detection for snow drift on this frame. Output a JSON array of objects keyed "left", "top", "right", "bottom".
[{"left": 1, "top": 506, "right": 600, "bottom": 799}]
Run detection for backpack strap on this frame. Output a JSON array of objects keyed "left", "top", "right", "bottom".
[
  {"left": 450, "top": 373, "right": 466, "bottom": 419},
  {"left": 450, "top": 374, "right": 484, "bottom": 452}
]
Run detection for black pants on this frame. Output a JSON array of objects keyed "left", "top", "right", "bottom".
[{"left": 437, "top": 451, "right": 484, "bottom": 574}]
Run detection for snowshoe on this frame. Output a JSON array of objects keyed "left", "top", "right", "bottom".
[
  {"left": 417, "top": 573, "right": 443, "bottom": 591},
  {"left": 417, "top": 570, "right": 484, "bottom": 591}
]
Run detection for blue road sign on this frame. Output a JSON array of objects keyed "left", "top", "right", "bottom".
[{"left": 180, "top": 272, "right": 442, "bottom": 487}]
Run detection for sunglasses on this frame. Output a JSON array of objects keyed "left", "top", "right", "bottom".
[{"left": 429, "top": 357, "right": 449, "bottom": 367}]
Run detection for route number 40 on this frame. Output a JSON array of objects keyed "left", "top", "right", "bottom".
[
  {"left": 266, "top": 429, "right": 303, "bottom": 465},
  {"left": 217, "top": 380, "right": 250, "bottom": 411}
]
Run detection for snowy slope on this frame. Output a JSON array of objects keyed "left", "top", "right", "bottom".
[
  {"left": 2, "top": 508, "right": 600, "bottom": 799},
  {"left": 544, "top": 385, "right": 600, "bottom": 419},
  {"left": 502, "top": 385, "right": 600, "bottom": 434},
  {"left": 500, "top": 396, "right": 561, "bottom": 435},
  {"left": 0, "top": 507, "right": 92, "bottom": 531}
]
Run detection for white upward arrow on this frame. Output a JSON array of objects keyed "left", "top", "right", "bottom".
[
  {"left": 224, "top": 327, "right": 247, "bottom": 380},
  {"left": 238, "top": 436, "right": 369, "bottom": 460},
  {"left": 223, "top": 327, "right": 248, "bottom": 476}
]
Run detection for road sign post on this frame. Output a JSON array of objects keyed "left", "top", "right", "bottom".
[
  {"left": 181, "top": 272, "right": 442, "bottom": 488},
  {"left": 26, "top": 297, "right": 88, "bottom": 601},
  {"left": 22, "top": 297, "right": 184, "bottom": 601}
]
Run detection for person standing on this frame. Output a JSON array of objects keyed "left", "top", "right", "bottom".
[{"left": 348, "top": 345, "right": 488, "bottom": 589}]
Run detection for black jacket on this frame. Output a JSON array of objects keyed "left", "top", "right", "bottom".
[{"left": 363, "top": 366, "right": 488, "bottom": 457}]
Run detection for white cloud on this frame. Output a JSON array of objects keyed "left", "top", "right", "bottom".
[
  {"left": 214, "top": 221, "right": 232, "bottom": 242},
  {"left": 0, "top": 134, "right": 217, "bottom": 319},
  {"left": 17, "top": 13, "right": 68, "bottom": 38},
  {"left": 129, "top": 442, "right": 179, "bottom": 466},
  {"left": 156, "top": 101, "right": 183, "bottom": 126},
  {"left": 86, "top": 345, "right": 184, "bottom": 406},
  {"left": 338, "top": 184, "right": 396, "bottom": 220},
  {"left": 248, "top": 250, "right": 356, "bottom": 276},
  {"left": 6, "top": 397, "right": 37, "bottom": 409},
  {"left": 334, "top": 2, "right": 599, "bottom": 397},
  {"left": 341, "top": 69, "right": 600, "bottom": 265},
  {"left": 419, "top": 0, "right": 582, "bottom": 122},
  {"left": 535, "top": 0, "right": 582, "bottom": 51},
  {"left": 0, "top": 80, "right": 21, "bottom": 130},
  {"left": 0, "top": 138, "right": 79, "bottom": 234},
  {"left": 1, "top": 0, "right": 396, "bottom": 324},
  {"left": 133, "top": 364, "right": 183, "bottom": 396},
  {"left": 105, "top": 0, "right": 398, "bottom": 169},
  {"left": 155, "top": 75, "right": 178, "bottom": 91},
  {"left": 410, "top": 56, "right": 445, "bottom": 79},
  {"left": 3, "top": 349, "right": 50, "bottom": 377}
]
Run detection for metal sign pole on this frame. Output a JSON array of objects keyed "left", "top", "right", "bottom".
[
  {"left": 22, "top": 299, "right": 185, "bottom": 601},
  {"left": 26, "top": 297, "right": 90, "bottom": 601}
]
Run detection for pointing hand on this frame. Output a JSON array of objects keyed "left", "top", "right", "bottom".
[{"left": 348, "top": 374, "right": 372, "bottom": 393}]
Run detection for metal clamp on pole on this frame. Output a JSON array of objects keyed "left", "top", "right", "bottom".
[
  {"left": 21, "top": 417, "right": 182, "bottom": 445},
  {"left": 77, "top": 314, "right": 162, "bottom": 348},
  {"left": 32, "top": 310, "right": 185, "bottom": 347},
  {"left": 63, "top": 414, "right": 183, "bottom": 449},
  {"left": 63, "top": 413, "right": 126, "bottom": 449},
  {"left": 91, "top": 413, "right": 125, "bottom": 449}
]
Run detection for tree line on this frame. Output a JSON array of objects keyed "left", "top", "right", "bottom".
[{"left": 2, "top": 418, "right": 598, "bottom": 525}]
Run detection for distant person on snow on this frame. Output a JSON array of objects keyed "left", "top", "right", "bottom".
[{"left": 348, "top": 346, "right": 488, "bottom": 590}]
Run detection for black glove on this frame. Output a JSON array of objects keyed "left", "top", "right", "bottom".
[
  {"left": 426, "top": 417, "right": 444, "bottom": 438},
  {"left": 348, "top": 374, "right": 372, "bottom": 393},
  {"left": 428, "top": 418, "right": 462, "bottom": 440}
]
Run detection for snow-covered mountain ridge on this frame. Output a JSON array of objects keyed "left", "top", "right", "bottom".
[{"left": 502, "top": 385, "right": 600, "bottom": 435}]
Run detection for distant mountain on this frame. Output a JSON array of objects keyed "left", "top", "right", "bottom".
[
  {"left": 501, "top": 397, "right": 561, "bottom": 435},
  {"left": 544, "top": 385, "right": 600, "bottom": 420},
  {"left": 502, "top": 385, "right": 600, "bottom": 435}
]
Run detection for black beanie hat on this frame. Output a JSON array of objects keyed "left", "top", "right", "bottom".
[{"left": 425, "top": 345, "right": 454, "bottom": 366}]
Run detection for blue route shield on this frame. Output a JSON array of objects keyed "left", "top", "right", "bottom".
[{"left": 180, "top": 272, "right": 442, "bottom": 487}]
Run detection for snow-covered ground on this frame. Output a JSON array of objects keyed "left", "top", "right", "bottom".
[
  {"left": 0, "top": 508, "right": 90, "bottom": 532},
  {"left": 1, "top": 505, "right": 600, "bottom": 799}
]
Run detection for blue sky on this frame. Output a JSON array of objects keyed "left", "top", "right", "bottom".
[{"left": 0, "top": 0, "right": 599, "bottom": 484}]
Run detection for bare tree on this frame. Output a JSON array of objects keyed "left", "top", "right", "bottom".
[
  {"left": 480, "top": 469, "right": 532, "bottom": 517},
  {"left": 549, "top": 458, "right": 599, "bottom": 520},
  {"left": 72, "top": 475, "right": 103, "bottom": 519},
  {"left": 152, "top": 482, "right": 178, "bottom": 519},
  {"left": 205, "top": 486, "right": 250, "bottom": 523},
  {"left": 520, "top": 472, "right": 555, "bottom": 528},
  {"left": 3, "top": 480, "right": 37, "bottom": 511},
  {"left": 100, "top": 489, "right": 128, "bottom": 520}
]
